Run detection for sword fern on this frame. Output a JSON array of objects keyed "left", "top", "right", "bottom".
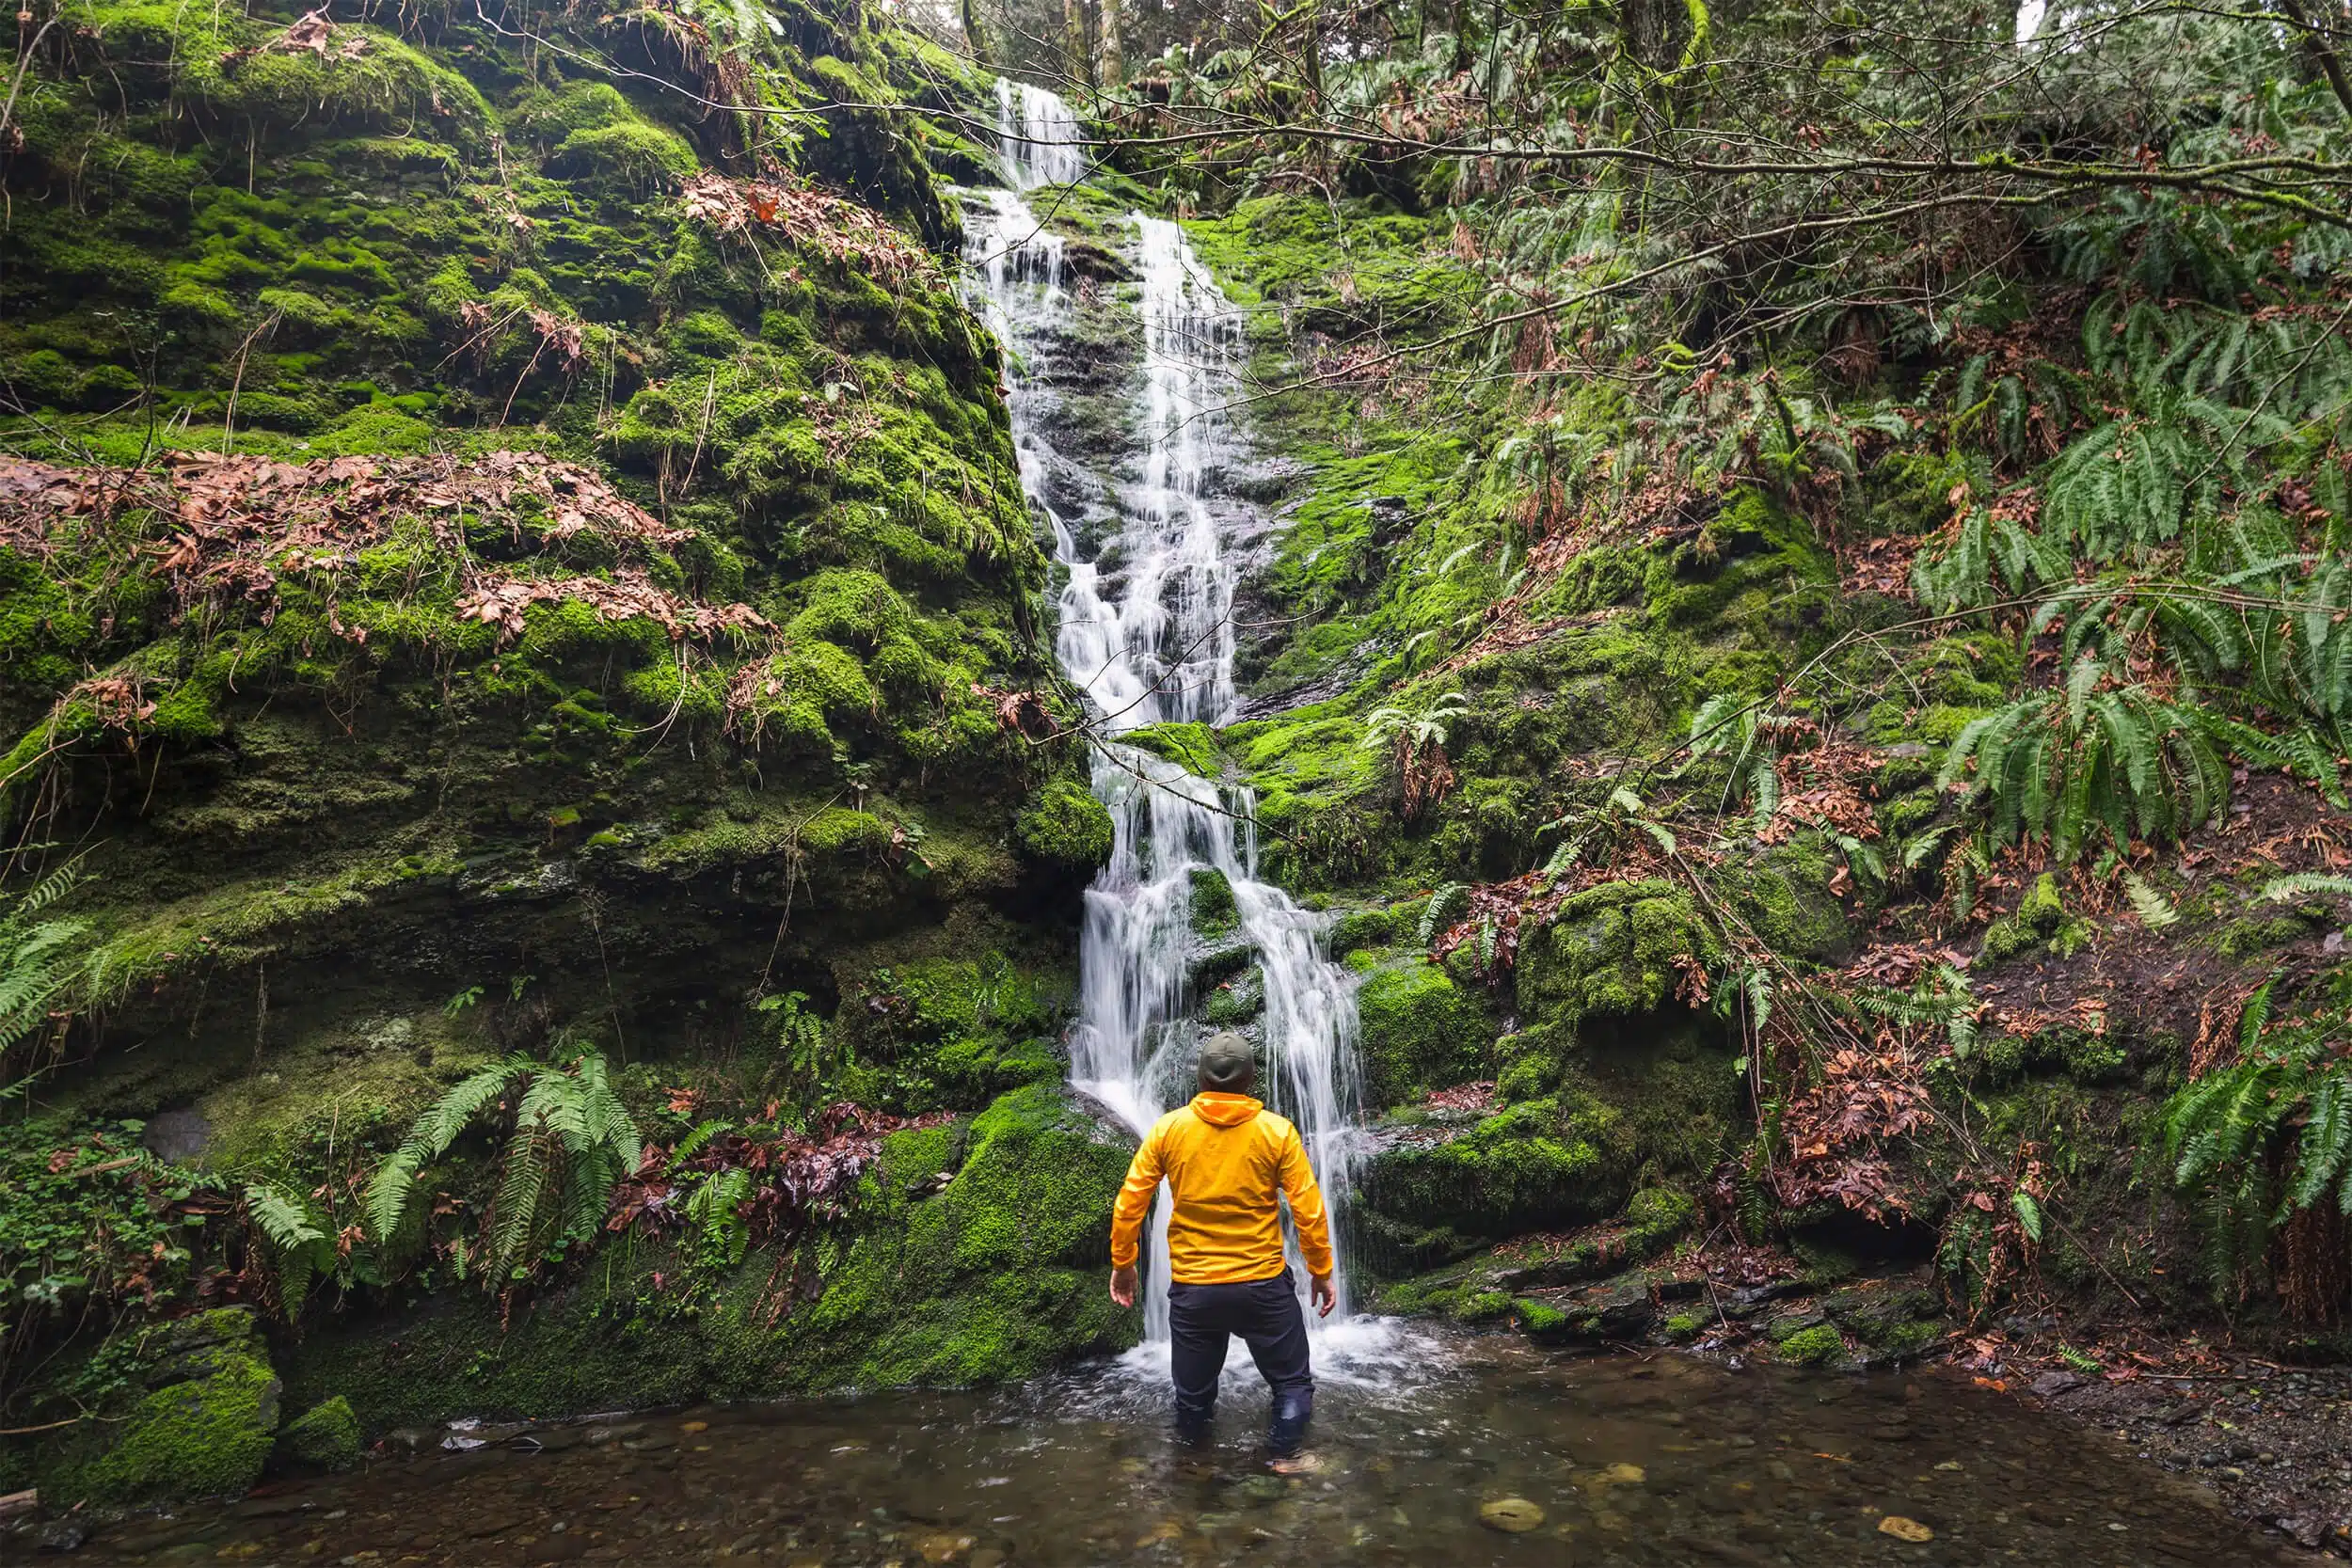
[{"left": 366, "top": 1052, "right": 641, "bottom": 1287}]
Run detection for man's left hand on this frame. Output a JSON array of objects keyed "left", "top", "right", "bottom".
[{"left": 1109, "top": 1263, "right": 1138, "bottom": 1307}]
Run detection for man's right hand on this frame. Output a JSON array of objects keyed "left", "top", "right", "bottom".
[
  {"left": 1310, "top": 1272, "right": 1337, "bottom": 1319},
  {"left": 1109, "top": 1263, "right": 1138, "bottom": 1307}
]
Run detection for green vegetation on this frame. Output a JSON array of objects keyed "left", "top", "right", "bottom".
[
  {"left": 274, "top": 1396, "right": 361, "bottom": 1474},
  {"left": 363, "top": 1051, "right": 640, "bottom": 1290},
  {"left": 2164, "top": 974, "right": 2352, "bottom": 1310},
  {"left": 784, "top": 1085, "right": 1136, "bottom": 1386},
  {"left": 6, "top": 0, "right": 2352, "bottom": 1508},
  {"left": 57, "top": 1308, "right": 283, "bottom": 1505},
  {"left": 1355, "top": 960, "right": 1486, "bottom": 1106},
  {"left": 1773, "top": 1323, "right": 1847, "bottom": 1367}
]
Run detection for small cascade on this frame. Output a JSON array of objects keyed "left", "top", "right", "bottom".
[
  {"left": 962, "top": 84, "right": 1368, "bottom": 1346},
  {"left": 994, "top": 76, "right": 1087, "bottom": 189}
]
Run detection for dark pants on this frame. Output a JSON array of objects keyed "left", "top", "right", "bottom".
[{"left": 1168, "top": 1269, "right": 1314, "bottom": 1453}]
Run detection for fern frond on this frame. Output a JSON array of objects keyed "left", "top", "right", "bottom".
[
  {"left": 2260, "top": 874, "right": 2352, "bottom": 905},
  {"left": 2122, "top": 872, "right": 2180, "bottom": 929}
]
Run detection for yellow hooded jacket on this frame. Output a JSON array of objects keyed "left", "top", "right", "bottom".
[{"left": 1108, "top": 1092, "right": 1334, "bottom": 1286}]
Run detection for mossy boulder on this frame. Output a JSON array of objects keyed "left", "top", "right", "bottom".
[
  {"left": 1189, "top": 866, "right": 1239, "bottom": 936},
  {"left": 1821, "top": 1281, "right": 1946, "bottom": 1360},
  {"left": 1623, "top": 1185, "right": 1697, "bottom": 1250},
  {"left": 86, "top": 1307, "right": 282, "bottom": 1505},
  {"left": 1368, "top": 1184, "right": 1694, "bottom": 1313},
  {"left": 1013, "top": 777, "right": 1116, "bottom": 871},
  {"left": 1328, "top": 906, "right": 1395, "bottom": 958},
  {"left": 274, "top": 1395, "right": 361, "bottom": 1473},
  {"left": 546, "top": 119, "right": 699, "bottom": 195},
  {"left": 1355, "top": 960, "right": 1487, "bottom": 1106},
  {"left": 1358, "top": 1093, "right": 1632, "bottom": 1252},
  {"left": 784, "top": 1084, "right": 1139, "bottom": 1387},
  {"left": 1773, "top": 1322, "right": 1848, "bottom": 1367},
  {"left": 1518, "top": 857, "right": 1843, "bottom": 1038},
  {"left": 1517, "top": 879, "right": 1721, "bottom": 1029}
]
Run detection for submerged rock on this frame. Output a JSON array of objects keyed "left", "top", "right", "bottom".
[{"left": 1479, "top": 1497, "right": 1545, "bottom": 1532}]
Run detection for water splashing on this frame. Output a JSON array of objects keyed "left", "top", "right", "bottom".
[{"left": 964, "top": 83, "right": 1368, "bottom": 1351}]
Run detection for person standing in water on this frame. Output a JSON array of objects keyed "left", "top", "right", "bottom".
[{"left": 1108, "top": 1032, "right": 1336, "bottom": 1456}]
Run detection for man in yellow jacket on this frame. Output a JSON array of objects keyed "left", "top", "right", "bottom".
[{"left": 1108, "top": 1032, "right": 1335, "bottom": 1454}]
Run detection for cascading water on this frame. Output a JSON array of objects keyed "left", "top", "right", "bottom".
[
  {"left": 964, "top": 85, "right": 1368, "bottom": 1349},
  {"left": 993, "top": 77, "right": 1087, "bottom": 189}
]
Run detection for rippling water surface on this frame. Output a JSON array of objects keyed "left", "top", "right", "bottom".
[{"left": 67, "top": 1327, "right": 2299, "bottom": 1566}]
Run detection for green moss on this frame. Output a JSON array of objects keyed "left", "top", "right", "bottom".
[
  {"left": 1189, "top": 866, "right": 1239, "bottom": 936},
  {"left": 784, "top": 1085, "right": 1137, "bottom": 1387},
  {"left": 1014, "top": 777, "right": 1114, "bottom": 869},
  {"left": 1512, "top": 1298, "right": 1568, "bottom": 1336},
  {"left": 2216, "top": 913, "right": 2317, "bottom": 958},
  {"left": 511, "top": 79, "right": 634, "bottom": 142},
  {"left": 1623, "top": 1185, "right": 1697, "bottom": 1249},
  {"left": 1120, "top": 721, "right": 1222, "bottom": 778},
  {"left": 1202, "top": 968, "right": 1264, "bottom": 1025},
  {"left": 1356, "top": 960, "right": 1487, "bottom": 1106},
  {"left": 548, "top": 119, "right": 698, "bottom": 195},
  {"left": 1774, "top": 1322, "right": 1848, "bottom": 1367},
  {"left": 1359, "top": 1095, "right": 1629, "bottom": 1242},
  {"left": 86, "top": 1308, "right": 281, "bottom": 1504},
  {"left": 275, "top": 1395, "right": 361, "bottom": 1473},
  {"left": 1516, "top": 879, "right": 1721, "bottom": 1028},
  {"left": 1328, "top": 906, "right": 1394, "bottom": 958},
  {"left": 1979, "top": 873, "right": 2090, "bottom": 964}
]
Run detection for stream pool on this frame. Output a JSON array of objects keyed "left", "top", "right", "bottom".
[{"left": 61, "top": 1324, "right": 2300, "bottom": 1566}]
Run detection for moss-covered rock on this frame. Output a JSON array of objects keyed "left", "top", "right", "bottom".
[
  {"left": 783, "top": 1084, "right": 1138, "bottom": 1387},
  {"left": 1189, "top": 866, "right": 1239, "bottom": 936},
  {"left": 1773, "top": 1322, "right": 1848, "bottom": 1367},
  {"left": 1979, "top": 872, "right": 2091, "bottom": 964},
  {"left": 274, "top": 1395, "right": 361, "bottom": 1473},
  {"left": 82, "top": 1307, "right": 281, "bottom": 1505},
  {"left": 1358, "top": 1094, "right": 1631, "bottom": 1252},
  {"left": 1014, "top": 777, "right": 1116, "bottom": 871},
  {"left": 1355, "top": 960, "right": 1488, "bottom": 1106},
  {"left": 1517, "top": 879, "right": 1722, "bottom": 1029}
]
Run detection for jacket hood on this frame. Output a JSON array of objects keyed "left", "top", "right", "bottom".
[{"left": 1189, "top": 1092, "right": 1263, "bottom": 1128}]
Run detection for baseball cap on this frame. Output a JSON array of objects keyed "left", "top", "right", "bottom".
[{"left": 1197, "top": 1031, "right": 1257, "bottom": 1092}]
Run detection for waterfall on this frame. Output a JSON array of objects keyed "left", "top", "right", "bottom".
[
  {"left": 963, "top": 86, "right": 1367, "bottom": 1346},
  {"left": 993, "top": 77, "right": 1087, "bottom": 189}
]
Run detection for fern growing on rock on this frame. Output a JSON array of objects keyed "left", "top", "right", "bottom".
[
  {"left": 243, "top": 1181, "right": 341, "bottom": 1318},
  {"left": 365, "top": 1052, "right": 641, "bottom": 1287}
]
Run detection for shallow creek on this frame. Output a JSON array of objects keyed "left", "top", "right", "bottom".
[{"left": 65, "top": 1326, "right": 2295, "bottom": 1566}]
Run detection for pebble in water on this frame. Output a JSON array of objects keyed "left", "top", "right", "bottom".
[{"left": 1479, "top": 1497, "right": 1546, "bottom": 1532}]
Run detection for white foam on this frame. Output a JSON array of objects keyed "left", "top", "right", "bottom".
[{"left": 1111, "top": 1316, "right": 1441, "bottom": 1394}]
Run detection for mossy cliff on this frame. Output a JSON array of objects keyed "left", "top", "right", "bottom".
[
  {"left": 1130, "top": 168, "right": 2350, "bottom": 1370},
  {"left": 0, "top": 0, "right": 1143, "bottom": 1508}
]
